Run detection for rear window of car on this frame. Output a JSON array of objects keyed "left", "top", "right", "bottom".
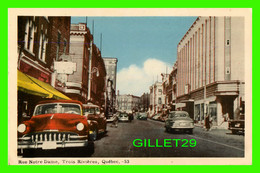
[
  {"left": 34, "top": 103, "right": 81, "bottom": 115},
  {"left": 168, "top": 112, "right": 188, "bottom": 118}
]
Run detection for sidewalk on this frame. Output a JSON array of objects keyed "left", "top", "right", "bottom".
[{"left": 194, "top": 123, "right": 244, "bottom": 137}]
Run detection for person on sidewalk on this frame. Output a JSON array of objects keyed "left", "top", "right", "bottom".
[
  {"left": 111, "top": 114, "right": 118, "bottom": 128},
  {"left": 205, "top": 114, "right": 211, "bottom": 131}
]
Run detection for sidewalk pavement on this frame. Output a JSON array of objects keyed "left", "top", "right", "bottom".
[{"left": 194, "top": 123, "right": 244, "bottom": 137}]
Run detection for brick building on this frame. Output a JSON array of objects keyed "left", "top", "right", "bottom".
[
  {"left": 56, "top": 23, "right": 106, "bottom": 107},
  {"left": 17, "top": 16, "right": 71, "bottom": 122}
]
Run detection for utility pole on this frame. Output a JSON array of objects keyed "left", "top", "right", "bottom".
[{"left": 87, "top": 40, "right": 93, "bottom": 101}]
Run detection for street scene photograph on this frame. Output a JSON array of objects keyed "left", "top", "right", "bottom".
[{"left": 8, "top": 8, "right": 252, "bottom": 165}]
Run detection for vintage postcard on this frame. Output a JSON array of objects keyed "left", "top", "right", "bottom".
[{"left": 8, "top": 8, "right": 252, "bottom": 165}]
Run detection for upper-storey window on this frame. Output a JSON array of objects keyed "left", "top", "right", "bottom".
[
  {"left": 38, "top": 25, "right": 48, "bottom": 62},
  {"left": 24, "top": 18, "right": 35, "bottom": 53},
  {"left": 56, "top": 32, "right": 61, "bottom": 60}
]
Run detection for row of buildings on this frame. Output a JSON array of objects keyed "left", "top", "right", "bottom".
[
  {"left": 149, "top": 16, "right": 245, "bottom": 128},
  {"left": 17, "top": 16, "right": 118, "bottom": 122}
]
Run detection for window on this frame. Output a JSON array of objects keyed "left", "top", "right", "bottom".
[
  {"left": 34, "top": 103, "right": 81, "bottom": 115},
  {"left": 56, "top": 32, "right": 61, "bottom": 60},
  {"left": 63, "top": 39, "right": 67, "bottom": 53},
  {"left": 158, "top": 97, "right": 162, "bottom": 104},
  {"left": 227, "top": 39, "right": 230, "bottom": 46},
  {"left": 158, "top": 89, "right": 162, "bottom": 95},
  {"left": 38, "top": 25, "right": 48, "bottom": 62},
  {"left": 24, "top": 18, "right": 35, "bottom": 53}
]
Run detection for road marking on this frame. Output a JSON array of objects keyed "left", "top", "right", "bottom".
[{"left": 189, "top": 134, "right": 244, "bottom": 152}]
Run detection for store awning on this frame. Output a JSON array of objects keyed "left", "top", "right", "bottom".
[{"left": 17, "top": 70, "right": 71, "bottom": 100}]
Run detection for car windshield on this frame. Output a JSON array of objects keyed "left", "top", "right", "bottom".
[
  {"left": 168, "top": 112, "right": 188, "bottom": 118},
  {"left": 84, "top": 106, "right": 100, "bottom": 114},
  {"left": 84, "top": 108, "right": 95, "bottom": 114},
  {"left": 34, "top": 103, "right": 81, "bottom": 115}
]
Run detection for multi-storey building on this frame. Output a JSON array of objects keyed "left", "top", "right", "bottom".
[
  {"left": 103, "top": 57, "right": 118, "bottom": 91},
  {"left": 55, "top": 23, "right": 106, "bottom": 107},
  {"left": 176, "top": 16, "right": 245, "bottom": 128},
  {"left": 17, "top": 16, "right": 71, "bottom": 122},
  {"left": 149, "top": 82, "right": 165, "bottom": 116},
  {"left": 140, "top": 93, "right": 150, "bottom": 112},
  {"left": 103, "top": 57, "right": 118, "bottom": 116},
  {"left": 117, "top": 94, "right": 140, "bottom": 113}
]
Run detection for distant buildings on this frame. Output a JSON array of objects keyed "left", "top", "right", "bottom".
[
  {"left": 140, "top": 93, "right": 150, "bottom": 112},
  {"left": 117, "top": 94, "right": 140, "bottom": 113},
  {"left": 149, "top": 82, "right": 165, "bottom": 115}
]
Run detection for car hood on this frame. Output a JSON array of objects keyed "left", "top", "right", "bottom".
[{"left": 22, "top": 113, "right": 88, "bottom": 134}]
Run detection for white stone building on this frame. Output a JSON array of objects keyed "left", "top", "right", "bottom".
[{"left": 177, "top": 16, "right": 245, "bottom": 128}]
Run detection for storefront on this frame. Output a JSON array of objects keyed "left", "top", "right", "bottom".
[{"left": 17, "top": 70, "right": 70, "bottom": 123}]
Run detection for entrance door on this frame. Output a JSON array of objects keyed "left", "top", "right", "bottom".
[{"left": 221, "top": 96, "right": 235, "bottom": 120}]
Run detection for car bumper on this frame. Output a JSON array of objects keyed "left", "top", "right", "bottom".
[
  {"left": 166, "top": 124, "right": 194, "bottom": 129},
  {"left": 18, "top": 138, "right": 88, "bottom": 150},
  {"left": 119, "top": 118, "right": 129, "bottom": 121}
]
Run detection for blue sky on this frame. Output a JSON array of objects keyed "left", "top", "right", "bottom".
[{"left": 71, "top": 17, "right": 198, "bottom": 96}]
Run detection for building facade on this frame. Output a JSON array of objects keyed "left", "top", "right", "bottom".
[
  {"left": 17, "top": 16, "right": 71, "bottom": 122},
  {"left": 103, "top": 57, "right": 118, "bottom": 116},
  {"left": 140, "top": 93, "right": 150, "bottom": 112},
  {"left": 177, "top": 16, "right": 245, "bottom": 128},
  {"left": 103, "top": 57, "right": 118, "bottom": 91},
  {"left": 117, "top": 94, "right": 140, "bottom": 113},
  {"left": 55, "top": 23, "right": 106, "bottom": 107},
  {"left": 149, "top": 82, "right": 165, "bottom": 116}
]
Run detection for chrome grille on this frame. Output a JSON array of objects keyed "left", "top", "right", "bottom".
[{"left": 24, "top": 132, "right": 78, "bottom": 142}]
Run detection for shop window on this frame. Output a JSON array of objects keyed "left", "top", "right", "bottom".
[{"left": 209, "top": 102, "right": 217, "bottom": 125}]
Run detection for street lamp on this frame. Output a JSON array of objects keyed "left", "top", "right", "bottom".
[{"left": 90, "top": 67, "right": 99, "bottom": 78}]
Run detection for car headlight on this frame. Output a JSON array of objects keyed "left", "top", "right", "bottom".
[
  {"left": 76, "top": 123, "right": 84, "bottom": 131},
  {"left": 18, "top": 124, "right": 26, "bottom": 133}
]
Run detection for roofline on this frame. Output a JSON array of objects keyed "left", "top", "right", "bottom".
[{"left": 178, "top": 16, "right": 200, "bottom": 46}]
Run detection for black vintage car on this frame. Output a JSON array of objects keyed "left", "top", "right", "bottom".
[
  {"left": 137, "top": 112, "right": 148, "bottom": 120},
  {"left": 228, "top": 114, "right": 245, "bottom": 134}
]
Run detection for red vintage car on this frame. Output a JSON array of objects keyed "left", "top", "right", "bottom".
[
  {"left": 83, "top": 103, "right": 107, "bottom": 141},
  {"left": 17, "top": 100, "right": 91, "bottom": 154}
]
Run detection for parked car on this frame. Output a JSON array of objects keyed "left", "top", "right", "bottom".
[
  {"left": 17, "top": 100, "right": 91, "bottom": 154},
  {"left": 165, "top": 111, "right": 194, "bottom": 134},
  {"left": 228, "top": 113, "right": 245, "bottom": 134},
  {"left": 152, "top": 114, "right": 160, "bottom": 121},
  {"left": 83, "top": 103, "right": 107, "bottom": 140},
  {"left": 118, "top": 112, "right": 131, "bottom": 122},
  {"left": 137, "top": 112, "right": 148, "bottom": 120}
]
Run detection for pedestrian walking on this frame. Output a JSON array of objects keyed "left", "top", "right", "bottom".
[
  {"left": 205, "top": 114, "right": 211, "bottom": 131},
  {"left": 111, "top": 114, "right": 118, "bottom": 128}
]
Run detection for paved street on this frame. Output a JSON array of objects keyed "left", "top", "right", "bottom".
[
  {"left": 92, "top": 117, "right": 244, "bottom": 157},
  {"left": 20, "top": 115, "right": 244, "bottom": 158}
]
